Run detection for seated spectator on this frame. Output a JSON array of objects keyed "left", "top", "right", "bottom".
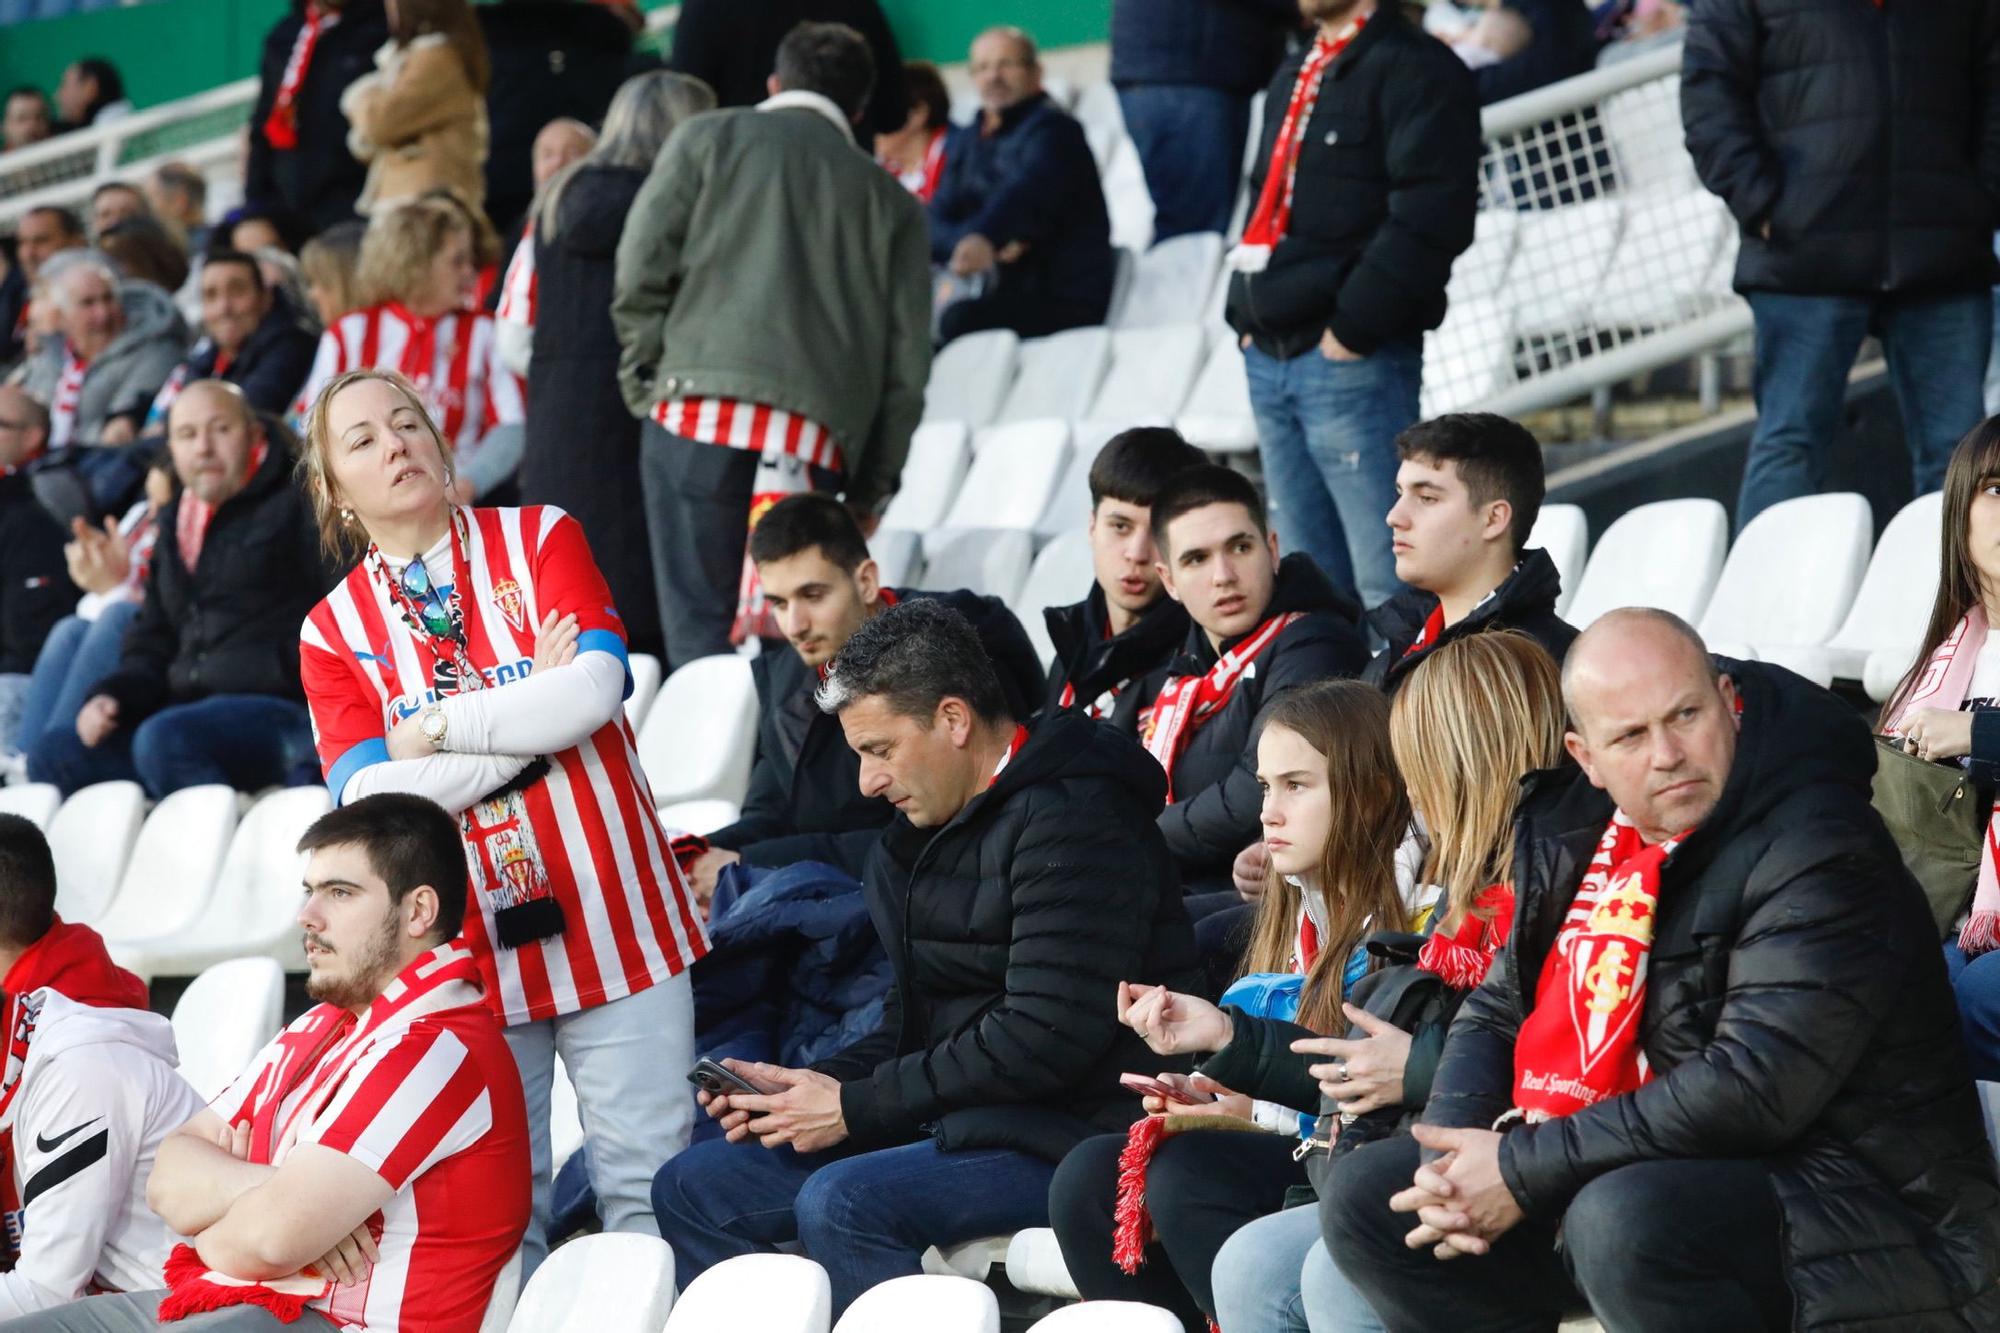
[
  {"left": 0, "top": 816, "right": 205, "bottom": 1319},
  {"left": 874, "top": 61, "right": 950, "bottom": 203},
  {"left": 86, "top": 185, "right": 148, "bottom": 246},
  {"left": 144, "top": 163, "right": 211, "bottom": 255},
  {"left": 418, "top": 186, "right": 504, "bottom": 309},
  {"left": 3, "top": 89, "right": 51, "bottom": 154},
  {"left": 293, "top": 199, "right": 525, "bottom": 499},
  {"left": 929, "top": 27, "right": 1114, "bottom": 343},
  {"left": 20, "top": 252, "right": 188, "bottom": 452},
  {"left": 247, "top": 0, "right": 390, "bottom": 236},
  {"left": 2, "top": 209, "right": 84, "bottom": 393},
  {"left": 652, "top": 598, "right": 1201, "bottom": 1314},
  {"left": 1050, "top": 680, "right": 1414, "bottom": 1331},
  {"left": 690, "top": 493, "right": 1044, "bottom": 897},
  {"left": 1139, "top": 466, "right": 1366, "bottom": 937},
  {"left": 0, "top": 389, "right": 68, "bottom": 754},
  {"left": 26, "top": 382, "right": 330, "bottom": 798},
  {"left": 341, "top": 0, "right": 492, "bottom": 214},
  {"left": 1364, "top": 413, "right": 1577, "bottom": 692},
  {"left": 144, "top": 251, "right": 318, "bottom": 428},
  {"left": 666, "top": 0, "right": 909, "bottom": 140},
  {"left": 53, "top": 59, "right": 131, "bottom": 133},
  {"left": 298, "top": 219, "right": 365, "bottom": 327},
  {"left": 224, "top": 208, "right": 292, "bottom": 256},
  {"left": 96, "top": 218, "right": 188, "bottom": 298},
  {"left": 1325, "top": 610, "right": 2000, "bottom": 1330},
  {"left": 1042, "top": 427, "right": 1206, "bottom": 730},
  {"left": 66, "top": 795, "right": 528, "bottom": 1333}
]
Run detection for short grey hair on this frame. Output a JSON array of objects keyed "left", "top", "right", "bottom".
[
  {"left": 814, "top": 598, "right": 1011, "bottom": 724},
  {"left": 1560, "top": 606, "right": 1719, "bottom": 723},
  {"left": 41, "top": 249, "right": 121, "bottom": 311}
]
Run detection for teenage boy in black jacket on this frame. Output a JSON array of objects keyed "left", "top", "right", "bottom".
[
  {"left": 687, "top": 494, "right": 1043, "bottom": 903},
  {"left": 653, "top": 599, "right": 1200, "bottom": 1315},
  {"left": 1041, "top": 427, "right": 1205, "bottom": 733},
  {"left": 1364, "top": 413, "right": 1577, "bottom": 695}
]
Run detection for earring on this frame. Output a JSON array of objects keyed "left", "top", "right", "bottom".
[{"left": 340, "top": 508, "right": 355, "bottom": 524}]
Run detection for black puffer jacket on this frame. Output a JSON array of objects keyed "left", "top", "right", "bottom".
[
  {"left": 0, "top": 472, "right": 68, "bottom": 675},
  {"left": 812, "top": 710, "right": 1203, "bottom": 1162},
  {"left": 1041, "top": 585, "right": 1187, "bottom": 735},
  {"left": 155, "top": 289, "right": 319, "bottom": 423},
  {"left": 1225, "top": 8, "right": 1480, "bottom": 359},
  {"left": 1426, "top": 661, "right": 2000, "bottom": 1330},
  {"left": 1150, "top": 555, "right": 1367, "bottom": 888},
  {"left": 708, "top": 589, "right": 1045, "bottom": 877},
  {"left": 1361, "top": 548, "right": 1578, "bottom": 694},
  {"left": 93, "top": 440, "right": 334, "bottom": 724},
  {"left": 1108, "top": 0, "right": 1298, "bottom": 94},
  {"left": 1682, "top": 0, "right": 2000, "bottom": 297},
  {"left": 244, "top": 0, "right": 389, "bottom": 235}
]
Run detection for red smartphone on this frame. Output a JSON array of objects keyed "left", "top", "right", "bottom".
[{"left": 1120, "top": 1072, "right": 1217, "bottom": 1105}]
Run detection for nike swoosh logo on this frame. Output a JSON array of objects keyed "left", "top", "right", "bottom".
[{"left": 34, "top": 1119, "right": 100, "bottom": 1154}]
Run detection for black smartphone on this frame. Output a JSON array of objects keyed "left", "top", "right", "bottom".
[{"left": 686, "top": 1058, "right": 776, "bottom": 1097}]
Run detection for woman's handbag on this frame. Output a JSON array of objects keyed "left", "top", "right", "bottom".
[{"left": 1871, "top": 735, "right": 1984, "bottom": 935}]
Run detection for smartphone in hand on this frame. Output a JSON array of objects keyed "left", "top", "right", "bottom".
[
  {"left": 1120, "top": 1072, "right": 1218, "bottom": 1106},
  {"left": 686, "top": 1058, "right": 780, "bottom": 1097}
]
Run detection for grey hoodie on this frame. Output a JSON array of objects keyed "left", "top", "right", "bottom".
[{"left": 21, "top": 281, "right": 190, "bottom": 445}]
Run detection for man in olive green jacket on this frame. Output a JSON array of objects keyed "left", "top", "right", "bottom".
[{"left": 613, "top": 20, "right": 932, "bottom": 665}]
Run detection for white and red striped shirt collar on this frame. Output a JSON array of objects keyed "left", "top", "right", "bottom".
[
  {"left": 652, "top": 396, "right": 844, "bottom": 474},
  {"left": 49, "top": 346, "right": 88, "bottom": 447}
]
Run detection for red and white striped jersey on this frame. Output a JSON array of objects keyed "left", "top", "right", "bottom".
[
  {"left": 209, "top": 945, "right": 529, "bottom": 1333},
  {"left": 495, "top": 227, "right": 535, "bottom": 329},
  {"left": 651, "top": 396, "right": 845, "bottom": 474},
  {"left": 293, "top": 302, "right": 525, "bottom": 466},
  {"left": 299, "top": 506, "right": 708, "bottom": 1025}
]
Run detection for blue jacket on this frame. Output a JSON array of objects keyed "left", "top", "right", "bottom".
[
  {"left": 929, "top": 95, "right": 1114, "bottom": 320},
  {"left": 1109, "top": 0, "right": 1299, "bottom": 94}
]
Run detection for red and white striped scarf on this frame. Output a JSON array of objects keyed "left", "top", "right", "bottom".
[
  {"left": 1140, "top": 613, "right": 1302, "bottom": 800},
  {"left": 1226, "top": 17, "right": 1367, "bottom": 274},
  {"left": 173, "top": 439, "right": 268, "bottom": 574},
  {"left": 263, "top": 3, "right": 335, "bottom": 151},
  {"left": 1417, "top": 885, "right": 1516, "bottom": 990},
  {"left": 49, "top": 348, "right": 88, "bottom": 448}
]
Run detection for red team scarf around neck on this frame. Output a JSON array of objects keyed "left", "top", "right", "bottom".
[
  {"left": 1227, "top": 17, "right": 1368, "bottom": 273},
  {"left": 1141, "top": 612, "right": 1301, "bottom": 801}
]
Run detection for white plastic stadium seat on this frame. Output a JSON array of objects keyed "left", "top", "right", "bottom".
[
  {"left": 1444, "top": 209, "right": 1519, "bottom": 308},
  {"left": 0, "top": 783, "right": 60, "bottom": 831},
  {"left": 89, "top": 784, "right": 238, "bottom": 948},
  {"left": 1756, "top": 491, "right": 1940, "bottom": 684},
  {"left": 938, "top": 422, "right": 1072, "bottom": 545},
  {"left": 113, "top": 785, "right": 332, "bottom": 981},
  {"left": 46, "top": 780, "right": 146, "bottom": 922},
  {"left": 1004, "top": 1228, "right": 1081, "bottom": 1300},
  {"left": 1028, "top": 1302, "right": 1184, "bottom": 1332},
  {"left": 1420, "top": 298, "right": 1518, "bottom": 418},
  {"left": 1036, "top": 423, "right": 1112, "bottom": 542},
  {"left": 922, "top": 529, "right": 1035, "bottom": 604},
  {"left": 1102, "top": 142, "right": 1156, "bottom": 254},
  {"left": 1087, "top": 325, "right": 1208, "bottom": 428},
  {"left": 925, "top": 331, "right": 1019, "bottom": 428},
  {"left": 1104, "top": 247, "right": 1137, "bottom": 329},
  {"left": 655, "top": 799, "right": 741, "bottom": 837},
  {"left": 1508, "top": 200, "right": 1624, "bottom": 336},
  {"left": 639, "top": 655, "right": 759, "bottom": 808},
  {"left": 172, "top": 957, "right": 284, "bottom": 1100},
  {"left": 479, "top": 1248, "right": 523, "bottom": 1333},
  {"left": 1865, "top": 643, "right": 1923, "bottom": 705},
  {"left": 1175, "top": 338, "right": 1258, "bottom": 455},
  {"left": 1113, "top": 233, "right": 1225, "bottom": 330},
  {"left": 665, "top": 1253, "right": 830, "bottom": 1333},
  {"left": 1594, "top": 191, "right": 1733, "bottom": 330},
  {"left": 1528, "top": 505, "right": 1588, "bottom": 618},
  {"left": 831, "top": 1274, "right": 998, "bottom": 1333},
  {"left": 881, "top": 422, "right": 973, "bottom": 532},
  {"left": 511, "top": 1233, "right": 677, "bottom": 1333},
  {"left": 870, "top": 528, "right": 925, "bottom": 589},
  {"left": 923, "top": 1236, "right": 1010, "bottom": 1282},
  {"left": 625, "top": 653, "right": 664, "bottom": 729},
  {"left": 1073, "top": 81, "right": 1125, "bottom": 170},
  {"left": 996, "top": 327, "right": 1113, "bottom": 426},
  {"left": 1698, "top": 493, "right": 1872, "bottom": 655},
  {"left": 1564, "top": 498, "right": 1729, "bottom": 631},
  {"left": 1015, "top": 530, "right": 1095, "bottom": 669},
  {"left": 549, "top": 1056, "right": 584, "bottom": 1172}
]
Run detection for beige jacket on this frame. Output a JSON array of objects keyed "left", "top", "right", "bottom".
[{"left": 341, "top": 33, "right": 488, "bottom": 213}]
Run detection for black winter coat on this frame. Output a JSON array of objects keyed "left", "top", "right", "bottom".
[
  {"left": 1682, "top": 0, "right": 2000, "bottom": 297},
  {"left": 245, "top": 0, "right": 389, "bottom": 235},
  {"left": 1361, "top": 548, "right": 1578, "bottom": 694},
  {"left": 667, "top": 0, "right": 908, "bottom": 142},
  {"left": 1225, "top": 10, "right": 1480, "bottom": 359},
  {"left": 0, "top": 472, "right": 69, "bottom": 675},
  {"left": 156, "top": 291, "right": 319, "bottom": 424},
  {"left": 1041, "top": 584, "right": 1187, "bottom": 735},
  {"left": 707, "top": 588, "right": 1045, "bottom": 878},
  {"left": 1108, "top": 0, "right": 1298, "bottom": 95},
  {"left": 811, "top": 710, "right": 1203, "bottom": 1161},
  {"left": 92, "top": 443, "right": 335, "bottom": 725},
  {"left": 1151, "top": 555, "right": 1367, "bottom": 888},
  {"left": 929, "top": 96, "right": 1115, "bottom": 326},
  {"left": 520, "top": 165, "right": 661, "bottom": 662},
  {"left": 1427, "top": 661, "right": 2000, "bottom": 1331}
]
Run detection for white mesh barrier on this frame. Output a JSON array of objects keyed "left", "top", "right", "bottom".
[{"left": 1424, "top": 39, "right": 1749, "bottom": 419}]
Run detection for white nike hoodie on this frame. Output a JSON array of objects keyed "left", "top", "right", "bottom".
[{"left": 0, "top": 989, "right": 205, "bottom": 1315}]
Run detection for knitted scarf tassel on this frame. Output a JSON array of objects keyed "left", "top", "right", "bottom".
[
  {"left": 157, "top": 1245, "right": 318, "bottom": 1324},
  {"left": 1110, "top": 1113, "right": 1170, "bottom": 1275}
]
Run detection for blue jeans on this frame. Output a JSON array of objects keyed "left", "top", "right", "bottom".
[
  {"left": 26, "top": 693, "right": 319, "bottom": 798},
  {"left": 1118, "top": 84, "right": 1252, "bottom": 240},
  {"left": 14, "top": 604, "right": 140, "bottom": 759},
  {"left": 651, "top": 1134, "right": 1057, "bottom": 1313},
  {"left": 1742, "top": 289, "right": 1991, "bottom": 528},
  {"left": 1212, "top": 1203, "right": 1384, "bottom": 1333},
  {"left": 1944, "top": 941, "right": 2000, "bottom": 1082},
  {"left": 1244, "top": 340, "right": 1418, "bottom": 611}
]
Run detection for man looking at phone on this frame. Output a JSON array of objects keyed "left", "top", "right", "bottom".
[{"left": 651, "top": 598, "right": 1200, "bottom": 1313}]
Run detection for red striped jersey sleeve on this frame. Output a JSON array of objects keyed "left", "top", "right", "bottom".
[
  {"left": 301, "top": 605, "right": 390, "bottom": 793},
  {"left": 529, "top": 509, "right": 626, "bottom": 647},
  {"left": 307, "top": 1023, "right": 491, "bottom": 1190}
]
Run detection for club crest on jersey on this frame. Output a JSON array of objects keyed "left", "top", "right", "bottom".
[{"left": 491, "top": 579, "right": 527, "bottom": 633}]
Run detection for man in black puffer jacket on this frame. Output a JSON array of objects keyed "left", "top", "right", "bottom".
[
  {"left": 1682, "top": 0, "right": 2000, "bottom": 527},
  {"left": 1325, "top": 610, "right": 2000, "bottom": 1332},
  {"left": 652, "top": 598, "right": 1200, "bottom": 1315}
]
